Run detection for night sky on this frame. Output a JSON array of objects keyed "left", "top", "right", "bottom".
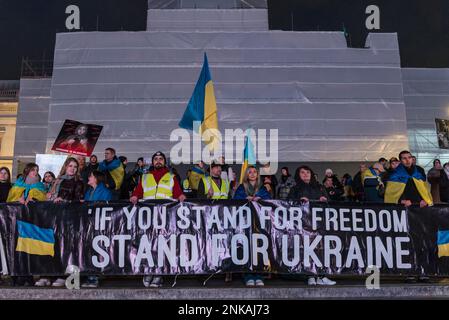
[{"left": 0, "top": 0, "right": 447, "bottom": 79}]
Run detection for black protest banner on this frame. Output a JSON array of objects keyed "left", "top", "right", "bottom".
[{"left": 0, "top": 200, "right": 446, "bottom": 276}]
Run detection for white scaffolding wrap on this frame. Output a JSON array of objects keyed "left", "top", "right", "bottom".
[
  {"left": 403, "top": 68, "right": 449, "bottom": 169},
  {"left": 46, "top": 14, "right": 409, "bottom": 162},
  {"left": 14, "top": 78, "right": 51, "bottom": 176}
]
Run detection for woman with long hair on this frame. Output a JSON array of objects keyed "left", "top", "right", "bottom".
[
  {"left": 42, "top": 171, "right": 56, "bottom": 193},
  {"left": 35, "top": 158, "right": 84, "bottom": 288},
  {"left": 47, "top": 157, "right": 85, "bottom": 203},
  {"left": 7, "top": 163, "right": 46, "bottom": 204},
  {"left": 234, "top": 166, "right": 271, "bottom": 201},
  {"left": 233, "top": 166, "right": 271, "bottom": 287},
  {"left": 289, "top": 165, "right": 328, "bottom": 203},
  {"left": 0, "top": 167, "right": 12, "bottom": 203}
]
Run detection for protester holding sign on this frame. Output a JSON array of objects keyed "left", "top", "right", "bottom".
[
  {"left": 0, "top": 167, "right": 12, "bottom": 203},
  {"left": 130, "top": 151, "right": 185, "bottom": 288},
  {"left": 233, "top": 166, "right": 271, "bottom": 287}
]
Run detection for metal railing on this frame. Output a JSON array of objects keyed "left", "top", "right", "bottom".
[
  {"left": 0, "top": 89, "right": 19, "bottom": 101},
  {"left": 20, "top": 58, "right": 53, "bottom": 78}
]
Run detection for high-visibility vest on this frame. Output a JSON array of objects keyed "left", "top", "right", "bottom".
[
  {"left": 182, "top": 178, "right": 191, "bottom": 191},
  {"left": 202, "top": 176, "right": 229, "bottom": 199},
  {"left": 142, "top": 172, "right": 174, "bottom": 200}
]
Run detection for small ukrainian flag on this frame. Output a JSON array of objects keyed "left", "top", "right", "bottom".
[
  {"left": 239, "top": 129, "right": 256, "bottom": 184},
  {"left": 16, "top": 220, "right": 55, "bottom": 257},
  {"left": 437, "top": 230, "right": 449, "bottom": 258}
]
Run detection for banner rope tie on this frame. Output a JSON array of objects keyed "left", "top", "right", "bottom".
[
  {"left": 203, "top": 269, "right": 222, "bottom": 286},
  {"left": 171, "top": 273, "right": 179, "bottom": 288}
]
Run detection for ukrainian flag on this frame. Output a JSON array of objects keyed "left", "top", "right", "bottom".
[
  {"left": 384, "top": 163, "right": 433, "bottom": 205},
  {"left": 16, "top": 220, "right": 55, "bottom": 257},
  {"left": 179, "top": 53, "right": 220, "bottom": 151},
  {"left": 438, "top": 230, "right": 449, "bottom": 257},
  {"left": 239, "top": 129, "right": 257, "bottom": 184}
]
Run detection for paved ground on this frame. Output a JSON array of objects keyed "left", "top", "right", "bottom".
[{"left": 1, "top": 275, "right": 449, "bottom": 299}]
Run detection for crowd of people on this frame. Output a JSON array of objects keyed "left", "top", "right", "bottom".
[{"left": 0, "top": 148, "right": 442, "bottom": 289}]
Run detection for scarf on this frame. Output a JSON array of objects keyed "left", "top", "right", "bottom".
[{"left": 51, "top": 174, "right": 75, "bottom": 198}]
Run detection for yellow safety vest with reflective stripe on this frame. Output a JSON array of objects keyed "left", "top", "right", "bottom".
[
  {"left": 142, "top": 172, "right": 174, "bottom": 200},
  {"left": 202, "top": 176, "right": 230, "bottom": 199}
]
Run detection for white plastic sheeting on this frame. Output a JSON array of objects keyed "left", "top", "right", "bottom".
[
  {"left": 147, "top": 9, "right": 268, "bottom": 31},
  {"left": 403, "top": 68, "right": 449, "bottom": 170},
  {"left": 47, "top": 25, "right": 409, "bottom": 162},
  {"left": 14, "top": 78, "right": 51, "bottom": 177},
  {"left": 148, "top": 0, "right": 267, "bottom": 9}
]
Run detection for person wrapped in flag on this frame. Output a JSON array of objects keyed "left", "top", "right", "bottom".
[
  {"left": 384, "top": 150, "right": 433, "bottom": 207},
  {"left": 7, "top": 163, "right": 46, "bottom": 204},
  {"left": 98, "top": 147, "right": 125, "bottom": 199}
]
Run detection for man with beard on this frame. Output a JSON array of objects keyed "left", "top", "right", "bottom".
[{"left": 130, "top": 151, "right": 186, "bottom": 288}]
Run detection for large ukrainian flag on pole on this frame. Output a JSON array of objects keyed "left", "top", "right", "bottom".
[
  {"left": 179, "top": 53, "right": 220, "bottom": 151},
  {"left": 239, "top": 129, "right": 257, "bottom": 184},
  {"left": 16, "top": 220, "right": 55, "bottom": 257}
]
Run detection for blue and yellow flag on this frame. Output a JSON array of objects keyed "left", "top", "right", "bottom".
[
  {"left": 179, "top": 53, "right": 219, "bottom": 151},
  {"left": 384, "top": 163, "right": 433, "bottom": 205},
  {"left": 438, "top": 230, "right": 449, "bottom": 257},
  {"left": 16, "top": 220, "right": 55, "bottom": 257},
  {"left": 239, "top": 129, "right": 257, "bottom": 184},
  {"left": 98, "top": 157, "right": 124, "bottom": 191}
]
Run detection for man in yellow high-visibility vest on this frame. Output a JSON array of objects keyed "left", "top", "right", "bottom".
[
  {"left": 197, "top": 161, "right": 230, "bottom": 199},
  {"left": 130, "top": 151, "right": 186, "bottom": 203},
  {"left": 129, "top": 151, "right": 185, "bottom": 289}
]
